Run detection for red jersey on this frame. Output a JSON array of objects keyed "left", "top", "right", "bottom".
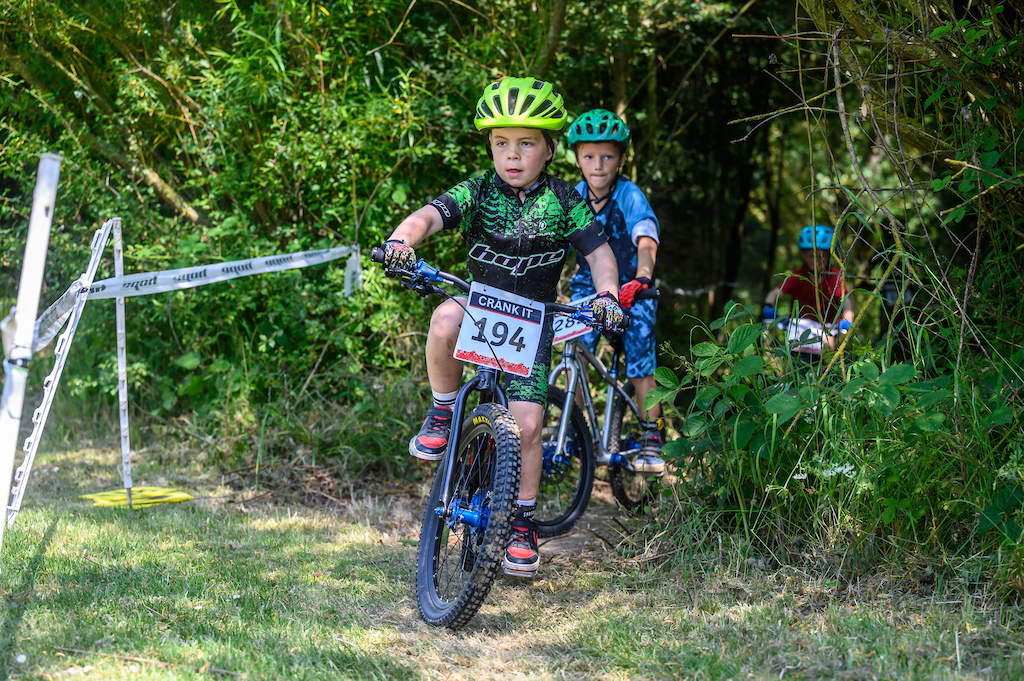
[{"left": 779, "top": 265, "right": 848, "bottom": 322}]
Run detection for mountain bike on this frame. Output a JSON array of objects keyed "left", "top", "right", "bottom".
[
  {"left": 535, "top": 288, "right": 661, "bottom": 537},
  {"left": 371, "top": 248, "right": 614, "bottom": 629},
  {"left": 770, "top": 315, "right": 847, "bottom": 367}
]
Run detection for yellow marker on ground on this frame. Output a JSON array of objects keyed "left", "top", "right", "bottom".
[{"left": 80, "top": 486, "right": 193, "bottom": 507}]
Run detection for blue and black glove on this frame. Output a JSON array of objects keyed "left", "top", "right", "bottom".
[
  {"left": 591, "top": 292, "right": 626, "bottom": 331},
  {"left": 761, "top": 304, "right": 777, "bottom": 324},
  {"left": 381, "top": 239, "right": 415, "bottom": 275}
]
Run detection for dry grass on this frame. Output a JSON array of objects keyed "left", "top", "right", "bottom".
[{"left": 2, "top": 444, "right": 1022, "bottom": 680}]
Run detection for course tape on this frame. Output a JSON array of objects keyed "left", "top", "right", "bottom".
[
  {"left": 80, "top": 486, "right": 194, "bottom": 507},
  {"left": 86, "top": 246, "right": 356, "bottom": 300},
  {"left": 32, "top": 278, "right": 86, "bottom": 353}
]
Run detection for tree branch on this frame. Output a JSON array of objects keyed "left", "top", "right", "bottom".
[{"left": 0, "top": 41, "right": 204, "bottom": 224}]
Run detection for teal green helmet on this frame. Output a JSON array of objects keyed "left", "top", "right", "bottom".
[{"left": 566, "top": 109, "right": 631, "bottom": 148}]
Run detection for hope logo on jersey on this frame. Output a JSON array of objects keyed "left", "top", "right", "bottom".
[{"left": 468, "top": 243, "right": 566, "bottom": 276}]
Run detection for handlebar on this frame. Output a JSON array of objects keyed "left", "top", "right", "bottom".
[
  {"left": 635, "top": 288, "right": 660, "bottom": 301},
  {"left": 772, "top": 315, "right": 847, "bottom": 336},
  {"left": 370, "top": 246, "right": 630, "bottom": 332}
]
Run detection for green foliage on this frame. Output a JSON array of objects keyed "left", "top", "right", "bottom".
[
  {"left": 1, "top": 0, "right": 482, "bottom": 445},
  {"left": 649, "top": 302, "right": 1024, "bottom": 569},
  {"left": 1, "top": 0, "right": 805, "bottom": 473}
]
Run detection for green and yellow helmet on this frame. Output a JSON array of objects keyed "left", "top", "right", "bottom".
[
  {"left": 474, "top": 77, "right": 567, "bottom": 132},
  {"left": 566, "top": 108, "right": 631, "bottom": 148}
]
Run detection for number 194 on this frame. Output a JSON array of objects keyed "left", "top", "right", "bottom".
[{"left": 472, "top": 317, "right": 527, "bottom": 351}]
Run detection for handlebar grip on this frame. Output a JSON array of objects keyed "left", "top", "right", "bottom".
[
  {"left": 370, "top": 246, "right": 385, "bottom": 264},
  {"left": 547, "top": 302, "right": 580, "bottom": 316},
  {"left": 635, "top": 287, "right": 660, "bottom": 301}
]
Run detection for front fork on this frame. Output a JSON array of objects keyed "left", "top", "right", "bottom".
[
  {"left": 550, "top": 342, "right": 638, "bottom": 468},
  {"left": 436, "top": 368, "right": 507, "bottom": 529}
]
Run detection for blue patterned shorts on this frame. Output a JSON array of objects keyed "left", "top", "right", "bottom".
[{"left": 570, "top": 288, "right": 658, "bottom": 378}]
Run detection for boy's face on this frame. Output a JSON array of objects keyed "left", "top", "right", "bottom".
[
  {"left": 575, "top": 141, "right": 624, "bottom": 195},
  {"left": 801, "top": 247, "right": 831, "bottom": 272},
  {"left": 489, "top": 127, "right": 553, "bottom": 189}
]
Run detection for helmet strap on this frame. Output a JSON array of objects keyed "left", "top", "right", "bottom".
[
  {"left": 543, "top": 131, "right": 556, "bottom": 167},
  {"left": 584, "top": 176, "right": 618, "bottom": 210}
]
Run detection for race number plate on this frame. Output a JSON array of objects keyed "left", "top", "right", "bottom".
[
  {"left": 454, "top": 283, "right": 545, "bottom": 377},
  {"left": 552, "top": 293, "right": 597, "bottom": 345},
  {"left": 785, "top": 317, "right": 826, "bottom": 353}
]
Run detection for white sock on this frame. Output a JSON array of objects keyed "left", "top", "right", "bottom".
[
  {"left": 432, "top": 389, "right": 458, "bottom": 409},
  {"left": 516, "top": 498, "right": 536, "bottom": 518}
]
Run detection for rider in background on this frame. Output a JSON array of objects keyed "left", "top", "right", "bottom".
[
  {"left": 761, "top": 224, "right": 854, "bottom": 363},
  {"left": 565, "top": 108, "right": 665, "bottom": 475},
  {"left": 379, "top": 78, "right": 623, "bottom": 579}
]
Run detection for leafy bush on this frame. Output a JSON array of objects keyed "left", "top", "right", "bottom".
[{"left": 651, "top": 301, "right": 1023, "bottom": 572}]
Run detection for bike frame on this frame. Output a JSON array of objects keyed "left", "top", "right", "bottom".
[
  {"left": 437, "top": 366, "right": 507, "bottom": 522},
  {"left": 549, "top": 336, "right": 642, "bottom": 466}
]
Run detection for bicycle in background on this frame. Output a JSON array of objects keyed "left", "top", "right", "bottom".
[
  {"left": 535, "top": 288, "right": 662, "bottom": 537},
  {"left": 771, "top": 315, "right": 847, "bottom": 367}
]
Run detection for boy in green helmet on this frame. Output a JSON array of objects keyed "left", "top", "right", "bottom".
[
  {"left": 378, "top": 77, "right": 623, "bottom": 578},
  {"left": 566, "top": 108, "right": 666, "bottom": 474}
]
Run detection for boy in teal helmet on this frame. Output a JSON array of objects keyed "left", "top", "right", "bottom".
[
  {"left": 379, "top": 78, "right": 624, "bottom": 578},
  {"left": 566, "top": 108, "right": 666, "bottom": 475}
]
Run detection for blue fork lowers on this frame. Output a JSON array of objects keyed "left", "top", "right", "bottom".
[{"left": 415, "top": 402, "right": 521, "bottom": 629}]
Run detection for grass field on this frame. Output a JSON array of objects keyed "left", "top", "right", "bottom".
[{"left": 2, "top": 443, "right": 1023, "bottom": 680}]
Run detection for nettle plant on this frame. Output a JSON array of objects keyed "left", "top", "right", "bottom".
[{"left": 648, "top": 302, "right": 1011, "bottom": 553}]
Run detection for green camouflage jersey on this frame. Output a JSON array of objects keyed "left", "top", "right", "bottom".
[
  {"left": 428, "top": 169, "right": 606, "bottom": 404},
  {"left": 429, "top": 169, "right": 606, "bottom": 302}
]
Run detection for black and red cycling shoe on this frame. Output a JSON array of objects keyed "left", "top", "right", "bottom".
[{"left": 409, "top": 406, "right": 452, "bottom": 461}]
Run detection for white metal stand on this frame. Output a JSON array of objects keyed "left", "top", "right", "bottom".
[
  {"left": 113, "top": 219, "right": 134, "bottom": 504},
  {"left": 0, "top": 154, "right": 63, "bottom": 554},
  {"left": 6, "top": 219, "right": 114, "bottom": 528}
]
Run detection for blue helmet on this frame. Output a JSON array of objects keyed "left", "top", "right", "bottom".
[{"left": 798, "top": 225, "right": 834, "bottom": 250}]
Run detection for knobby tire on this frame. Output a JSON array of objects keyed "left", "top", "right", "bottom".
[
  {"left": 415, "top": 402, "right": 520, "bottom": 629},
  {"left": 607, "top": 382, "right": 658, "bottom": 512}
]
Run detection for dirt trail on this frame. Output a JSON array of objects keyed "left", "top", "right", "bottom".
[{"left": 538, "top": 480, "right": 624, "bottom": 562}]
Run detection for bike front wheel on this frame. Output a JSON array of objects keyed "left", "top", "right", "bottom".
[
  {"left": 607, "top": 382, "right": 658, "bottom": 512},
  {"left": 536, "top": 385, "right": 595, "bottom": 538},
  {"left": 416, "top": 402, "right": 520, "bottom": 629}
]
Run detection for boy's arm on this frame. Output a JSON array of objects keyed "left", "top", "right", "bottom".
[
  {"left": 619, "top": 236, "right": 658, "bottom": 308},
  {"left": 582, "top": 242, "right": 626, "bottom": 329},
  {"left": 380, "top": 206, "right": 446, "bottom": 270},
  {"left": 841, "top": 298, "right": 854, "bottom": 322},
  {"left": 635, "top": 236, "right": 657, "bottom": 280},
  {"left": 762, "top": 285, "right": 783, "bottom": 322},
  {"left": 583, "top": 243, "right": 620, "bottom": 297},
  {"left": 386, "top": 205, "right": 445, "bottom": 247}
]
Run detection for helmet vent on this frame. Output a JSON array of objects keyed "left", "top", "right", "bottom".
[
  {"left": 585, "top": 123, "right": 594, "bottom": 134},
  {"left": 507, "top": 87, "right": 520, "bottom": 114},
  {"left": 473, "top": 77, "right": 566, "bottom": 131}
]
